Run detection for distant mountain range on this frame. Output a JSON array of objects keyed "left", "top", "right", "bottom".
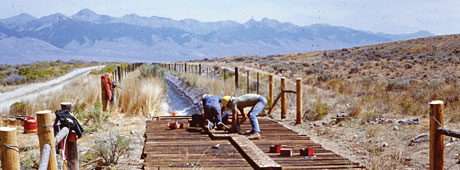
[{"left": 0, "top": 9, "right": 432, "bottom": 64}]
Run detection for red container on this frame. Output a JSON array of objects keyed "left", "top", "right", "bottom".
[
  {"left": 273, "top": 144, "right": 281, "bottom": 153},
  {"left": 300, "top": 148, "right": 307, "bottom": 156},
  {"left": 280, "top": 148, "right": 293, "bottom": 157},
  {"left": 23, "top": 116, "right": 37, "bottom": 134},
  {"left": 269, "top": 144, "right": 282, "bottom": 153},
  {"left": 307, "top": 147, "right": 315, "bottom": 157}
]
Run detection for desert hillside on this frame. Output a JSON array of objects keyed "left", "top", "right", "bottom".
[{"left": 197, "top": 34, "right": 460, "bottom": 169}]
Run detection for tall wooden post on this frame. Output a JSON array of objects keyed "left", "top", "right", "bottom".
[
  {"left": 37, "top": 110, "right": 58, "bottom": 170},
  {"left": 199, "top": 64, "right": 202, "bottom": 75},
  {"left": 246, "top": 70, "right": 250, "bottom": 93},
  {"left": 184, "top": 63, "right": 187, "bottom": 73},
  {"left": 296, "top": 78, "right": 303, "bottom": 124},
  {"left": 280, "top": 77, "right": 286, "bottom": 119},
  {"left": 223, "top": 69, "right": 227, "bottom": 93},
  {"left": 235, "top": 67, "right": 239, "bottom": 92},
  {"left": 256, "top": 72, "right": 260, "bottom": 94},
  {"left": 117, "top": 66, "right": 122, "bottom": 81},
  {"left": 268, "top": 75, "right": 273, "bottom": 111},
  {"left": 174, "top": 63, "right": 177, "bottom": 72},
  {"left": 429, "top": 100, "right": 444, "bottom": 170},
  {"left": 112, "top": 71, "right": 117, "bottom": 82},
  {"left": 0, "top": 127, "right": 19, "bottom": 170}
]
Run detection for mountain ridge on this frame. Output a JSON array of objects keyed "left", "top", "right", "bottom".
[{"left": 0, "top": 9, "right": 434, "bottom": 64}]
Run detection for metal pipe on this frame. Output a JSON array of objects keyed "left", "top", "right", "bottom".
[
  {"left": 55, "top": 127, "right": 70, "bottom": 144},
  {"left": 38, "top": 144, "right": 51, "bottom": 170}
]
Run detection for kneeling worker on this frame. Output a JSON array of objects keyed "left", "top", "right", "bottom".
[
  {"left": 220, "top": 94, "right": 267, "bottom": 140},
  {"left": 202, "top": 94, "right": 229, "bottom": 130}
]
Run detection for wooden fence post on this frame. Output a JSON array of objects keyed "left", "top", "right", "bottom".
[
  {"left": 199, "top": 64, "right": 202, "bottom": 75},
  {"left": 184, "top": 63, "right": 187, "bottom": 73},
  {"left": 117, "top": 66, "right": 122, "bottom": 81},
  {"left": 429, "top": 100, "right": 444, "bottom": 170},
  {"left": 268, "top": 75, "right": 273, "bottom": 112},
  {"left": 296, "top": 78, "right": 303, "bottom": 124},
  {"left": 246, "top": 70, "right": 250, "bottom": 93},
  {"left": 235, "top": 67, "right": 239, "bottom": 93},
  {"left": 0, "top": 127, "right": 20, "bottom": 170},
  {"left": 37, "top": 110, "right": 58, "bottom": 170},
  {"left": 256, "top": 72, "right": 260, "bottom": 94},
  {"left": 280, "top": 77, "right": 286, "bottom": 119}
]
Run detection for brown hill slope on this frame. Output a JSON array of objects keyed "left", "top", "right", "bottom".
[
  {"left": 209, "top": 34, "right": 460, "bottom": 116},
  {"left": 199, "top": 34, "right": 460, "bottom": 169}
]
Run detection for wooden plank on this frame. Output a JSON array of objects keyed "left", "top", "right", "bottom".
[{"left": 230, "top": 135, "right": 281, "bottom": 170}]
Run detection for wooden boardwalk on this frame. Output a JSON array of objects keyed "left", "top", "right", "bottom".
[{"left": 142, "top": 116, "right": 364, "bottom": 169}]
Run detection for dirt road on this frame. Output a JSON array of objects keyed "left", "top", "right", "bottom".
[{"left": 0, "top": 65, "right": 104, "bottom": 113}]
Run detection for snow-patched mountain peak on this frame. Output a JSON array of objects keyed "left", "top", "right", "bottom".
[
  {"left": 0, "top": 13, "right": 36, "bottom": 26},
  {"left": 72, "top": 9, "right": 111, "bottom": 23}
]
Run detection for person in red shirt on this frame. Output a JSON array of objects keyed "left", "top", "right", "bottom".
[{"left": 100, "top": 73, "right": 113, "bottom": 112}]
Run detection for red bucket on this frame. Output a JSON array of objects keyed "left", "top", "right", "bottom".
[{"left": 23, "top": 116, "right": 37, "bottom": 134}]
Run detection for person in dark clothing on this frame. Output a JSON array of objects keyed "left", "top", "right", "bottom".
[{"left": 202, "top": 94, "right": 229, "bottom": 130}]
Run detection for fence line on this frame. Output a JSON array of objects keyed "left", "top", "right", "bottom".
[{"left": 160, "top": 62, "right": 304, "bottom": 122}]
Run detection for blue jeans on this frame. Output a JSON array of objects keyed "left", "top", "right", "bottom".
[
  {"left": 203, "top": 106, "right": 229, "bottom": 125},
  {"left": 247, "top": 97, "right": 267, "bottom": 133}
]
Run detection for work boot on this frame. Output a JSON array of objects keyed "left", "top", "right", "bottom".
[{"left": 247, "top": 132, "right": 261, "bottom": 140}]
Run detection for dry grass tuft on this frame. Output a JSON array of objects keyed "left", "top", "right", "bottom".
[{"left": 118, "top": 68, "right": 166, "bottom": 117}]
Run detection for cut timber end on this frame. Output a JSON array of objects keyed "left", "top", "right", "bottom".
[
  {"left": 0, "top": 127, "right": 16, "bottom": 131},
  {"left": 430, "top": 100, "right": 444, "bottom": 105},
  {"left": 36, "top": 110, "right": 52, "bottom": 115}
]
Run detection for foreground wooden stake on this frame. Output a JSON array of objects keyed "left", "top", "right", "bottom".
[
  {"left": 268, "top": 75, "right": 273, "bottom": 112},
  {"left": 37, "top": 110, "right": 58, "bottom": 170},
  {"left": 246, "top": 70, "right": 250, "bottom": 93},
  {"left": 256, "top": 72, "right": 260, "bottom": 94},
  {"left": 235, "top": 67, "right": 239, "bottom": 91},
  {"left": 429, "top": 100, "right": 444, "bottom": 170},
  {"left": 0, "top": 127, "right": 20, "bottom": 170},
  {"left": 296, "top": 78, "right": 303, "bottom": 124},
  {"left": 280, "top": 77, "right": 286, "bottom": 119}
]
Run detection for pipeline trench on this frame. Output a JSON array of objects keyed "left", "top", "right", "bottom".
[{"left": 142, "top": 74, "right": 364, "bottom": 169}]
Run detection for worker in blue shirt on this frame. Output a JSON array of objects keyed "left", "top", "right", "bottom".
[{"left": 202, "top": 94, "right": 229, "bottom": 130}]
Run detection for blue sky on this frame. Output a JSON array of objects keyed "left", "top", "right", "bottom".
[{"left": 1, "top": 0, "right": 458, "bottom": 35}]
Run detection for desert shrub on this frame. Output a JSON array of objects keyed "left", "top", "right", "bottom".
[
  {"left": 140, "top": 65, "right": 163, "bottom": 78},
  {"left": 93, "top": 131, "right": 131, "bottom": 166},
  {"left": 349, "top": 104, "right": 362, "bottom": 117},
  {"left": 9, "top": 102, "right": 32, "bottom": 116},
  {"left": 326, "top": 79, "right": 352, "bottom": 95},
  {"left": 20, "top": 151, "right": 39, "bottom": 169},
  {"left": 93, "top": 64, "right": 117, "bottom": 74},
  {"left": 306, "top": 98, "right": 329, "bottom": 121},
  {"left": 75, "top": 102, "right": 110, "bottom": 133},
  {"left": 3, "top": 73, "right": 25, "bottom": 85},
  {"left": 359, "top": 110, "right": 380, "bottom": 122},
  {"left": 118, "top": 71, "right": 166, "bottom": 116},
  {"left": 0, "top": 61, "right": 89, "bottom": 86},
  {"left": 368, "top": 150, "right": 406, "bottom": 170}
]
